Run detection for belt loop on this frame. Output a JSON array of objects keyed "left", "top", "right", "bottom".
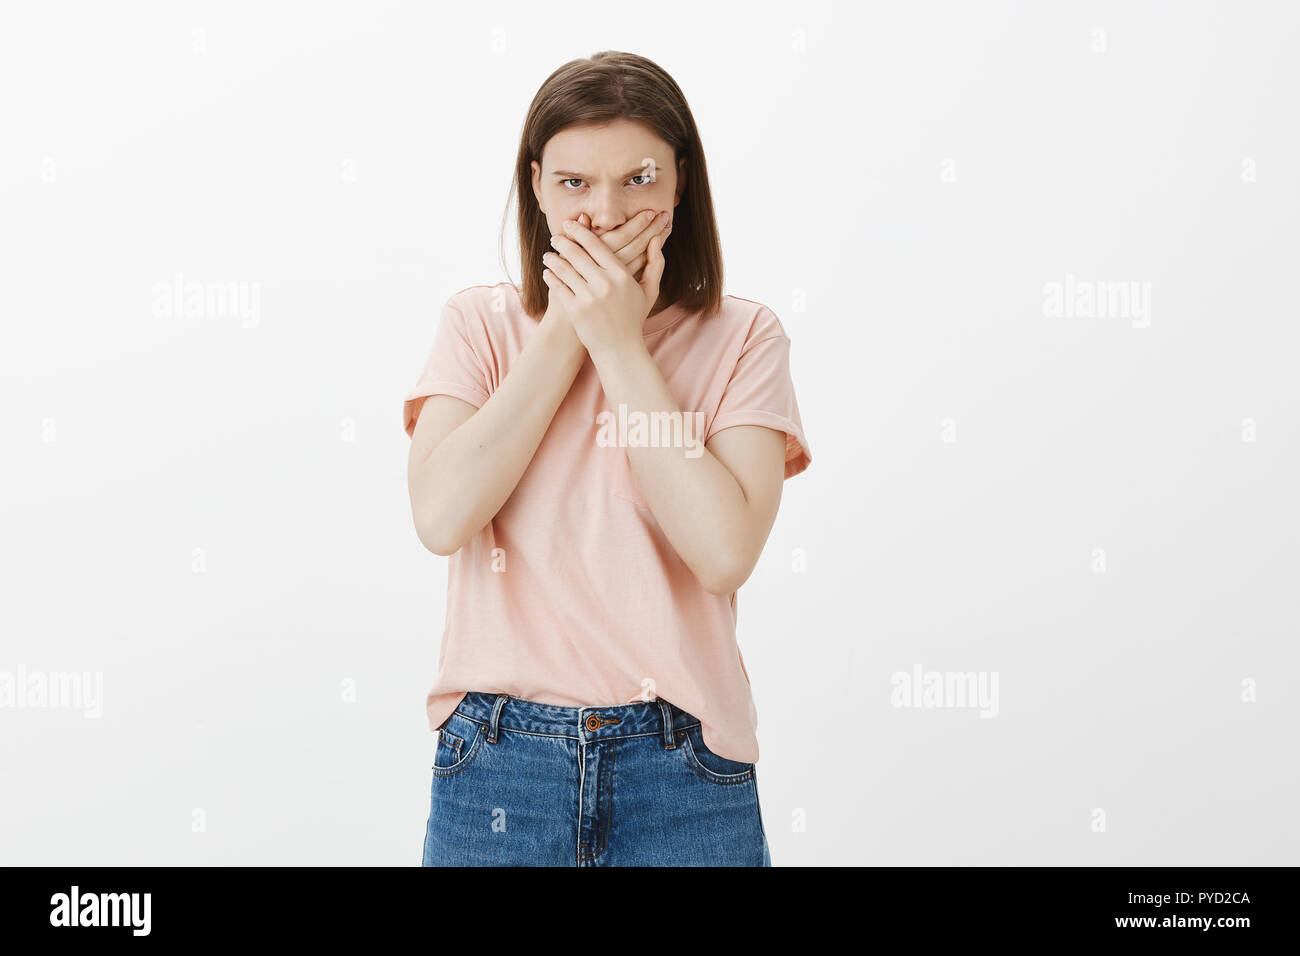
[
  {"left": 658, "top": 700, "right": 675, "bottom": 749},
  {"left": 487, "top": 694, "right": 508, "bottom": 744}
]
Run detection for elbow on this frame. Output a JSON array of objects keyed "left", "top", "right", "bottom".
[
  {"left": 420, "top": 531, "right": 464, "bottom": 557},
  {"left": 695, "top": 553, "right": 755, "bottom": 596},
  {"left": 413, "top": 507, "right": 470, "bottom": 557}
]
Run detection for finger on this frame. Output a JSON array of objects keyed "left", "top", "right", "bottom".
[
  {"left": 640, "top": 233, "right": 666, "bottom": 300},
  {"left": 548, "top": 234, "right": 606, "bottom": 287},
  {"left": 561, "top": 212, "right": 596, "bottom": 240},
  {"left": 624, "top": 217, "right": 669, "bottom": 274},
  {"left": 602, "top": 213, "right": 656, "bottom": 272},
  {"left": 542, "top": 249, "right": 586, "bottom": 297},
  {"left": 559, "top": 219, "right": 625, "bottom": 275},
  {"left": 600, "top": 210, "right": 658, "bottom": 255},
  {"left": 618, "top": 211, "right": 669, "bottom": 263},
  {"left": 636, "top": 211, "right": 671, "bottom": 245},
  {"left": 541, "top": 263, "right": 574, "bottom": 298},
  {"left": 541, "top": 264, "right": 576, "bottom": 306}
]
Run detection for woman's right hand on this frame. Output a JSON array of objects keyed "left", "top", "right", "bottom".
[
  {"left": 572, "top": 209, "right": 671, "bottom": 281},
  {"left": 542, "top": 208, "right": 669, "bottom": 335}
]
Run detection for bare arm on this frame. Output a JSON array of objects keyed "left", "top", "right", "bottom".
[
  {"left": 407, "top": 305, "right": 585, "bottom": 555},
  {"left": 544, "top": 213, "right": 788, "bottom": 594},
  {"left": 407, "top": 210, "right": 669, "bottom": 555},
  {"left": 590, "top": 341, "right": 787, "bottom": 594}
]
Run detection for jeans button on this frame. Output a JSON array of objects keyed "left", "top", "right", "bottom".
[{"left": 585, "top": 715, "right": 601, "bottom": 731}]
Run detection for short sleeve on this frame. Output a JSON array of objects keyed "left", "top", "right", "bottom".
[
  {"left": 705, "top": 309, "right": 812, "bottom": 479},
  {"left": 402, "top": 297, "right": 492, "bottom": 438}
]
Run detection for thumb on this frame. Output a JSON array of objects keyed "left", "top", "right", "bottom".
[{"left": 640, "top": 233, "right": 666, "bottom": 302}]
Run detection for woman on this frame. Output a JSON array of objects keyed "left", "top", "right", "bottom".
[{"left": 404, "top": 51, "right": 811, "bottom": 866}]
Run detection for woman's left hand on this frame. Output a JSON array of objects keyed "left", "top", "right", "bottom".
[{"left": 541, "top": 215, "right": 667, "bottom": 362}]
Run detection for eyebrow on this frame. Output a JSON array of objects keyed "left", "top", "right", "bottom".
[{"left": 551, "top": 164, "right": 658, "bottom": 180}]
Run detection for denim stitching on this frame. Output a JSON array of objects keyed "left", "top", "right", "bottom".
[
  {"left": 450, "top": 713, "right": 701, "bottom": 744},
  {"left": 679, "top": 729, "right": 755, "bottom": 785},
  {"left": 751, "top": 763, "right": 769, "bottom": 866},
  {"left": 433, "top": 729, "right": 465, "bottom": 768},
  {"left": 430, "top": 724, "right": 485, "bottom": 777},
  {"left": 596, "top": 739, "right": 615, "bottom": 858}
]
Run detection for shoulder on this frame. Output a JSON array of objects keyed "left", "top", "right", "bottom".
[
  {"left": 715, "top": 294, "right": 792, "bottom": 346},
  {"left": 440, "top": 282, "right": 530, "bottom": 338},
  {"left": 445, "top": 281, "right": 523, "bottom": 320}
]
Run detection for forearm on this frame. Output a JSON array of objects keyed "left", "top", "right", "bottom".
[
  {"left": 412, "top": 311, "right": 586, "bottom": 553},
  {"left": 589, "top": 341, "right": 764, "bottom": 593}
]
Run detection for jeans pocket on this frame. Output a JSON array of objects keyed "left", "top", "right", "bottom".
[
  {"left": 679, "top": 723, "right": 755, "bottom": 785},
  {"left": 433, "top": 729, "right": 464, "bottom": 768},
  {"left": 432, "top": 713, "right": 484, "bottom": 775}
]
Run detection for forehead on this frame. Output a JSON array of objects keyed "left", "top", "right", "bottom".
[{"left": 542, "top": 118, "right": 673, "bottom": 172}]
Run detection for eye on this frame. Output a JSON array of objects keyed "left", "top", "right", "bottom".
[{"left": 558, "top": 175, "right": 655, "bottom": 191}]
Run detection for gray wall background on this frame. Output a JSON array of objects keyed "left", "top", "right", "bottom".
[{"left": 1, "top": 0, "right": 1295, "bottom": 865}]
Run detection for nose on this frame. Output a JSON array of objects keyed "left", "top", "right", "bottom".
[{"left": 586, "top": 184, "right": 628, "bottom": 234}]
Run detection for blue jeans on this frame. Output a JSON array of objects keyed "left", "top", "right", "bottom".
[{"left": 421, "top": 692, "right": 771, "bottom": 866}]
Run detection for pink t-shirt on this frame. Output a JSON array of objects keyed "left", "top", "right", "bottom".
[{"left": 402, "top": 282, "right": 811, "bottom": 763}]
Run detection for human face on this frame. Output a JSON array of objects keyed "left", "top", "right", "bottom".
[{"left": 530, "top": 118, "right": 684, "bottom": 242}]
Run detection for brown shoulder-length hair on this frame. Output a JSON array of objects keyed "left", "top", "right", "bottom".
[{"left": 501, "top": 51, "right": 723, "bottom": 320}]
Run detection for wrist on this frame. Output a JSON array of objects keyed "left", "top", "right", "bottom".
[
  {"left": 588, "top": 334, "right": 651, "bottom": 374},
  {"left": 537, "top": 305, "right": 586, "bottom": 359}
]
